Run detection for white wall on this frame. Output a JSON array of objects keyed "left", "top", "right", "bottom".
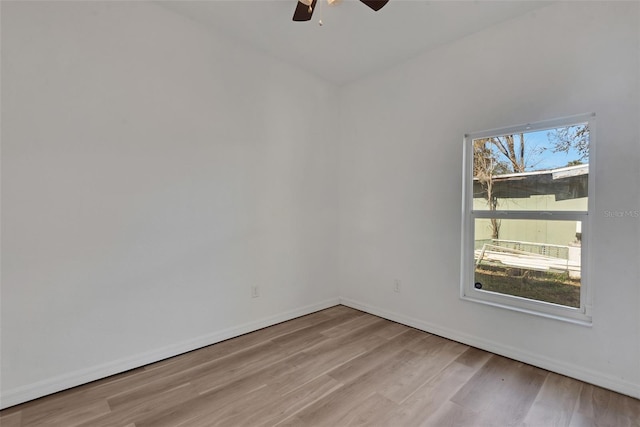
[
  {"left": 338, "top": 1, "right": 640, "bottom": 398},
  {"left": 1, "top": 1, "right": 339, "bottom": 407}
]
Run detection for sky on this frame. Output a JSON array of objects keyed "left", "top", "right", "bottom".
[
  {"left": 480, "top": 125, "right": 588, "bottom": 173},
  {"left": 525, "top": 127, "right": 586, "bottom": 171}
]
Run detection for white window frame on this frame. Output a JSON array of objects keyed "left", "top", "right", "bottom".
[{"left": 460, "top": 113, "right": 595, "bottom": 325}]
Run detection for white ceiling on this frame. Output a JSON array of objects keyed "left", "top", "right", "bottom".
[{"left": 159, "top": 0, "right": 552, "bottom": 85}]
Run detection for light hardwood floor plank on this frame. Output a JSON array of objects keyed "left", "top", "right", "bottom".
[
  {"left": 372, "top": 321, "right": 412, "bottom": 340},
  {"left": 76, "top": 382, "right": 200, "bottom": 427},
  {"left": 210, "top": 374, "right": 343, "bottom": 427},
  {"left": 324, "top": 328, "right": 427, "bottom": 384},
  {"left": 20, "top": 399, "right": 110, "bottom": 427},
  {"left": 381, "top": 360, "right": 483, "bottom": 426},
  {"left": 573, "top": 383, "right": 640, "bottom": 427},
  {"left": 422, "top": 400, "right": 480, "bottom": 427},
  {"left": 522, "top": 372, "right": 583, "bottom": 427},
  {"left": 0, "top": 410, "right": 23, "bottom": 427},
  {"left": 319, "top": 313, "right": 384, "bottom": 338},
  {"left": 450, "top": 355, "right": 548, "bottom": 426},
  {"left": 332, "top": 392, "right": 398, "bottom": 426}
]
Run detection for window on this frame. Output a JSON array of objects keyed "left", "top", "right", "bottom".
[{"left": 461, "top": 114, "right": 594, "bottom": 324}]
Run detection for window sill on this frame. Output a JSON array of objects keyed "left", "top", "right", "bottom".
[{"left": 460, "top": 294, "right": 593, "bottom": 327}]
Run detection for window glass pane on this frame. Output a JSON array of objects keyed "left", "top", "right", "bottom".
[
  {"left": 474, "top": 219, "right": 582, "bottom": 308},
  {"left": 473, "top": 124, "right": 588, "bottom": 211}
]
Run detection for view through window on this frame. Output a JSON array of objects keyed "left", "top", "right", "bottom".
[{"left": 462, "top": 115, "right": 593, "bottom": 322}]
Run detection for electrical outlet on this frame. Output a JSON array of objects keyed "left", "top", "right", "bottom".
[
  {"left": 251, "top": 286, "right": 260, "bottom": 298},
  {"left": 393, "top": 279, "right": 401, "bottom": 293}
]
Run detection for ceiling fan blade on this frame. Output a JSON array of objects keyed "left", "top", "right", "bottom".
[
  {"left": 359, "top": 0, "right": 389, "bottom": 12},
  {"left": 293, "top": 0, "right": 318, "bottom": 21}
]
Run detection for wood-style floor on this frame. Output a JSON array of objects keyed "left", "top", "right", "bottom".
[{"left": 1, "top": 306, "right": 639, "bottom": 426}]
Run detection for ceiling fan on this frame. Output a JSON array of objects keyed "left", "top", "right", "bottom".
[{"left": 293, "top": 0, "right": 389, "bottom": 22}]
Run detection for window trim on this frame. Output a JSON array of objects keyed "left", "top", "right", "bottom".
[{"left": 460, "top": 113, "right": 595, "bottom": 325}]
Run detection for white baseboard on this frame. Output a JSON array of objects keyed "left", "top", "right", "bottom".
[
  {"left": 340, "top": 297, "right": 640, "bottom": 400},
  {"left": 0, "top": 298, "right": 340, "bottom": 410}
]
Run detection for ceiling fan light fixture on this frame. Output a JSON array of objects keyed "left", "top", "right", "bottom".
[{"left": 293, "top": 0, "right": 388, "bottom": 22}]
